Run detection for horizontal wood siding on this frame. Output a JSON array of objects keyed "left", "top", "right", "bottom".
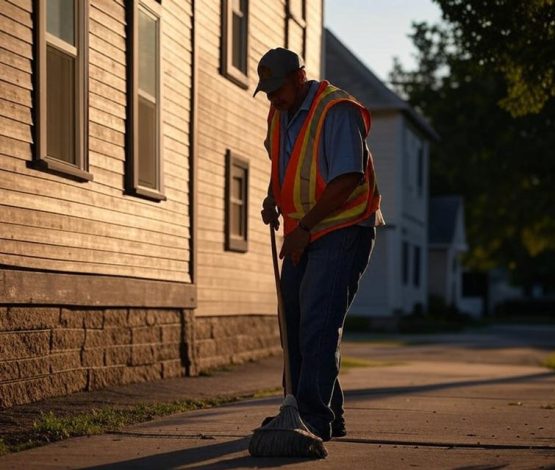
[
  {"left": 401, "top": 122, "right": 428, "bottom": 226},
  {"left": 0, "top": 0, "right": 193, "bottom": 283},
  {"left": 368, "top": 111, "right": 402, "bottom": 225},
  {"left": 349, "top": 228, "right": 391, "bottom": 317},
  {"left": 195, "top": 0, "right": 323, "bottom": 316}
]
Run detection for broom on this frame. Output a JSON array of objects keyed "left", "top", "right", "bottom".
[{"left": 248, "top": 226, "right": 328, "bottom": 458}]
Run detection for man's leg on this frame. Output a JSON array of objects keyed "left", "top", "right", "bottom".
[
  {"left": 279, "top": 252, "right": 308, "bottom": 397},
  {"left": 295, "top": 226, "right": 373, "bottom": 440},
  {"left": 330, "top": 227, "right": 376, "bottom": 426}
]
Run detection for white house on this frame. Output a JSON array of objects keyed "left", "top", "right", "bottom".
[
  {"left": 324, "top": 29, "right": 439, "bottom": 321},
  {"left": 428, "top": 196, "right": 468, "bottom": 311}
]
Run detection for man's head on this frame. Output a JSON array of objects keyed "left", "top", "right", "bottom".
[{"left": 253, "top": 48, "right": 307, "bottom": 111}]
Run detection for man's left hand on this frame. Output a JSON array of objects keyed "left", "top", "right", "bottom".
[{"left": 279, "top": 227, "right": 310, "bottom": 265}]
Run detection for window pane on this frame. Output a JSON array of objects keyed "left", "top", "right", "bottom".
[
  {"left": 139, "top": 10, "right": 157, "bottom": 98},
  {"left": 232, "top": 175, "right": 243, "bottom": 200},
  {"left": 413, "top": 246, "right": 421, "bottom": 287},
  {"left": 231, "top": 202, "right": 243, "bottom": 236},
  {"left": 138, "top": 96, "right": 157, "bottom": 189},
  {"left": 402, "top": 241, "right": 409, "bottom": 285},
  {"left": 232, "top": 12, "right": 246, "bottom": 72},
  {"left": 47, "top": 0, "right": 75, "bottom": 45},
  {"left": 232, "top": 0, "right": 242, "bottom": 12},
  {"left": 47, "top": 46, "right": 75, "bottom": 164},
  {"left": 417, "top": 148, "right": 423, "bottom": 194},
  {"left": 287, "top": 19, "right": 304, "bottom": 57},
  {"left": 289, "top": 0, "right": 304, "bottom": 19}
]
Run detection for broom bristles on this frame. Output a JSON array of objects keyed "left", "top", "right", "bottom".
[{"left": 248, "top": 395, "right": 328, "bottom": 458}]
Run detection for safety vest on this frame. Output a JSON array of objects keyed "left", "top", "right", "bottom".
[{"left": 267, "top": 80, "right": 383, "bottom": 242}]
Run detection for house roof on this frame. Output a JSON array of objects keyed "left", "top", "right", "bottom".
[
  {"left": 324, "top": 29, "right": 439, "bottom": 141},
  {"left": 429, "top": 195, "right": 464, "bottom": 245}
]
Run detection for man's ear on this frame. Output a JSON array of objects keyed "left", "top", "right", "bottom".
[{"left": 297, "top": 67, "right": 307, "bottom": 85}]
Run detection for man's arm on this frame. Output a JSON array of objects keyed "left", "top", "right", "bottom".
[
  {"left": 261, "top": 180, "right": 280, "bottom": 230},
  {"left": 280, "top": 102, "right": 367, "bottom": 263},
  {"left": 279, "top": 172, "right": 361, "bottom": 263},
  {"left": 300, "top": 172, "right": 362, "bottom": 230}
]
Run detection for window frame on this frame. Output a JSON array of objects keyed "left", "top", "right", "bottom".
[
  {"left": 221, "top": 0, "right": 249, "bottom": 89},
  {"left": 286, "top": 0, "right": 307, "bottom": 59},
  {"left": 225, "top": 150, "right": 249, "bottom": 253},
  {"left": 126, "top": 0, "right": 166, "bottom": 202},
  {"left": 417, "top": 146, "right": 424, "bottom": 196},
  {"left": 30, "top": 0, "right": 92, "bottom": 182},
  {"left": 413, "top": 245, "right": 421, "bottom": 287},
  {"left": 402, "top": 240, "right": 409, "bottom": 286}
]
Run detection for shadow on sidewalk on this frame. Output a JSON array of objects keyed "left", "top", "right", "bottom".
[
  {"left": 78, "top": 371, "right": 554, "bottom": 469},
  {"left": 343, "top": 370, "right": 554, "bottom": 400},
  {"left": 82, "top": 436, "right": 311, "bottom": 469}
]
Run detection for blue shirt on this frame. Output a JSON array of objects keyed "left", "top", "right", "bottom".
[{"left": 278, "top": 80, "right": 375, "bottom": 226}]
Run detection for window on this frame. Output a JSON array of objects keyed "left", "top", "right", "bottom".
[
  {"left": 126, "top": 0, "right": 166, "bottom": 201},
  {"left": 417, "top": 146, "right": 424, "bottom": 196},
  {"left": 402, "top": 241, "right": 409, "bottom": 285},
  {"left": 286, "top": 0, "right": 306, "bottom": 59},
  {"left": 31, "top": 0, "right": 91, "bottom": 181},
  {"left": 221, "top": 0, "right": 248, "bottom": 88},
  {"left": 413, "top": 245, "right": 421, "bottom": 287},
  {"left": 225, "top": 150, "right": 249, "bottom": 252}
]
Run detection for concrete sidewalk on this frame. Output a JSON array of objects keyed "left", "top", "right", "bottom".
[{"left": 1, "top": 358, "right": 554, "bottom": 468}]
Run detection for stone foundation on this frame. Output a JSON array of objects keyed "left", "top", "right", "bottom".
[
  {"left": 0, "top": 306, "right": 194, "bottom": 408},
  {"left": 0, "top": 308, "right": 280, "bottom": 408},
  {"left": 194, "top": 315, "right": 281, "bottom": 372}
]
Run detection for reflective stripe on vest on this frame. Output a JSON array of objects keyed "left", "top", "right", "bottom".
[{"left": 268, "top": 81, "right": 382, "bottom": 241}]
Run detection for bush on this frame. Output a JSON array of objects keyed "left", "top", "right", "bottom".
[
  {"left": 398, "top": 295, "right": 478, "bottom": 333},
  {"left": 344, "top": 296, "right": 479, "bottom": 334},
  {"left": 495, "top": 299, "right": 555, "bottom": 321}
]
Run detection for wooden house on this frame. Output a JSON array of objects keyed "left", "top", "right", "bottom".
[
  {"left": 428, "top": 195, "right": 468, "bottom": 311},
  {"left": 0, "top": 0, "right": 323, "bottom": 408},
  {"left": 324, "top": 29, "right": 439, "bottom": 322}
]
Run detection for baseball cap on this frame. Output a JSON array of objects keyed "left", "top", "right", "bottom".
[{"left": 253, "top": 48, "right": 304, "bottom": 97}]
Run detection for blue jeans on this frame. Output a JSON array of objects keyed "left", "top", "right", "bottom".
[{"left": 280, "top": 225, "right": 375, "bottom": 439}]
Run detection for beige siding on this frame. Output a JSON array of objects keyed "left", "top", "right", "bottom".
[
  {"left": 401, "top": 122, "right": 427, "bottom": 224},
  {"left": 368, "top": 111, "right": 402, "bottom": 223},
  {"left": 195, "top": 1, "right": 323, "bottom": 316},
  {"left": 0, "top": 0, "right": 193, "bottom": 283}
]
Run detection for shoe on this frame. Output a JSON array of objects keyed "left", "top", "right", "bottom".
[
  {"left": 261, "top": 415, "right": 274, "bottom": 427},
  {"left": 260, "top": 415, "right": 346, "bottom": 438},
  {"left": 331, "top": 417, "right": 347, "bottom": 437}
]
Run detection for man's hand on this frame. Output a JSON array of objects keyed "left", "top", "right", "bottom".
[
  {"left": 261, "top": 196, "right": 280, "bottom": 230},
  {"left": 279, "top": 226, "right": 310, "bottom": 265}
]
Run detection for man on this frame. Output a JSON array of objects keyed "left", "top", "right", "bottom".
[{"left": 255, "top": 47, "right": 384, "bottom": 441}]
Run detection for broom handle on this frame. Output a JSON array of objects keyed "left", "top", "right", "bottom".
[{"left": 270, "top": 226, "right": 293, "bottom": 396}]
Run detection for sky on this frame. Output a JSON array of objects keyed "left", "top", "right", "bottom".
[{"left": 324, "top": 0, "right": 443, "bottom": 83}]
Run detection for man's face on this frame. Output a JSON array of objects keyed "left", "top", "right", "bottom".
[{"left": 266, "top": 70, "right": 304, "bottom": 111}]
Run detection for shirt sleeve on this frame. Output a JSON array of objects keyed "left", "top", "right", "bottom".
[{"left": 322, "top": 102, "right": 366, "bottom": 183}]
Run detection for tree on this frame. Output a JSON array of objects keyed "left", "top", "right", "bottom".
[
  {"left": 433, "top": 0, "right": 555, "bottom": 117},
  {"left": 390, "top": 22, "right": 555, "bottom": 293}
]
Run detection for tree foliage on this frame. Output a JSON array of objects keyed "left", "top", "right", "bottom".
[
  {"left": 433, "top": 0, "right": 555, "bottom": 117},
  {"left": 390, "top": 21, "right": 555, "bottom": 292}
]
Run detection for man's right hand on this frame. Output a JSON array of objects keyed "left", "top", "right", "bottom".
[{"left": 261, "top": 198, "right": 280, "bottom": 230}]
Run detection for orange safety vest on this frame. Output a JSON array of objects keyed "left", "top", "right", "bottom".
[{"left": 267, "top": 80, "right": 383, "bottom": 242}]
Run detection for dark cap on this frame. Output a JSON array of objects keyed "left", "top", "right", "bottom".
[{"left": 253, "top": 48, "right": 304, "bottom": 97}]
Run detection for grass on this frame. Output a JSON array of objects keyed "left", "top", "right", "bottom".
[
  {"left": 542, "top": 353, "right": 555, "bottom": 370},
  {"left": 0, "top": 439, "right": 9, "bottom": 457},
  {"left": 341, "top": 355, "right": 402, "bottom": 370},
  {"left": 252, "top": 387, "right": 282, "bottom": 398},
  {"left": 0, "top": 394, "right": 251, "bottom": 456}
]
